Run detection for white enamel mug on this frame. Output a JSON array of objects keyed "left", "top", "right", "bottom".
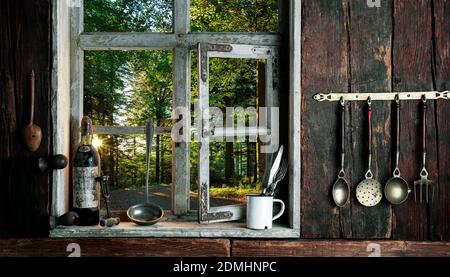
[{"left": 246, "top": 194, "right": 285, "bottom": 230}]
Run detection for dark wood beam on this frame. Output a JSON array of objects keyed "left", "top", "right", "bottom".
[
  {"left": 232, "top": 240, "right": 450, "bottom": 257},
  {"left": 0, "top": 239, "right": 448, "bottom": 257},
  {"left": 0, "top": 238, "right": 230, "bottom": 257}
]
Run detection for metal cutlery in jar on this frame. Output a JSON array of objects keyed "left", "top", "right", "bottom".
[
  {"left": 262, "top": 145, "right": 284, "bottom": 195},
  {"left": 266, "top": 159, "right": 288, "bottom": 196}
]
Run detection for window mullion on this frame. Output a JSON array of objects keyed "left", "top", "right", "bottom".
[{"left": 172, "top": 0, "right": 191, "bottom": 215}]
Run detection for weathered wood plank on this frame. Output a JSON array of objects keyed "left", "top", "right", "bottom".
[
  {"left": 232, "top": 240, "right": 450, "bottom": 257},
  {"left": 172, "top": 0, "right": 191, "bottom": 215},
  {"left": 348, "top": 0, "right": 393, "bottom": 238},
  {"left": 49, "top": 222, "right": 299, "bottom": 238},
  {"left": 92, "top": 125, "right": 270, "bottom": 137},
  {"left": 301, "top": 0, "right": 349, "bottom": 238},
  {"left": 93, "top": 126, "right": 172, "bottom": 135},
  {"left": 392, "top": 0, "right": 434, "bottom": 240},
  {"left": 432, "top": 0, "right": 450, "bottom": 241},
  {"left": 0, "top": 238, "right": 230, "bottom": 257},
  {"left": 0, "top": 0, "right": 51, "bottom": 236},
  {"left": 51, "top": 0, "right": 71, "bottom": 218},
  {"left": 288, "top": 0, "right": 301, "bottom": 230},
  {"left": 79, "top": 33, "right": 281, "bottom": 50},
  {"left": 69, "top": 0, "right": 84, "bottom": 214}
]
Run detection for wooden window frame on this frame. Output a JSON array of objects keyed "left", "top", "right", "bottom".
[
  {"left": 50, "top": 0, "right": 300, "bottom": 238},
  {"left": 197, "top": 43, "right": 279, "bottom": 224}
]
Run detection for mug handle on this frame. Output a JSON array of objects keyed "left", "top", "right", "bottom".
[{"left": 272, "top": 199, "right": 285, "bottom": 221}]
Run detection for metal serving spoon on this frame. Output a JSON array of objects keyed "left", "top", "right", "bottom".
[
  {"left": 332, "top": 98, "right": 350, "bottom": 207},
  {"left": 385, "top": 95, "right": 410, "bottom": 204},
  {"left": 127, "top": 119, "right": 164, "bottom": 225}
]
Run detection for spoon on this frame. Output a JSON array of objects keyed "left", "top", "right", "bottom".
[
  {"left": 127, "top": 119, "right": 164, "bottom": 225},
  {"left": 21, "top": 70, "right": 42, "bottom": 152},
  {"left": 384, "top": 95, "right": 410, "bottom": 204},
  {"left": 356, "top": 97, "right": 383, "bottom": 207},
  {"left": 332, "top": 98, "right": 350, "bottom": 207}
]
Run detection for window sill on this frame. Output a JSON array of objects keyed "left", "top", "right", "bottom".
[{"left": 49, "top": 221, "right": 299, "bottom": 238}]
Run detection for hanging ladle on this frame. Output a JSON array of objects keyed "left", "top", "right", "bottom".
[
  {"left": 356, "top": 97, "right": 383, "bottom": 207},
  {"left": 384, "top": 95, "right": 410, "bottom": 204},
  {"left": 127, "top": 119, "right": 164, "bottom": 226},
  {"left": 21, "top": 70, "right": 42, "bottom": 152},
  {"left": 332, "top": 97, "right": 350, "bottom": 207}
]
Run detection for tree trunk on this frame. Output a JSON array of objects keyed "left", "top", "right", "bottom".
[
  {"left": 155, "top": 134, "right": 160, "bottom": 186},
  {"left": 160, "top": 136, "right": 165, "bottom": 184},
  {"left": 133, "top": 136, "right": 137, "bottom": 186},
  {"left": 114, "top": 137, "right": 119, "bottom": 187},
  {"left": 257, "top": 61, "right": 266, "bottom": 184},
  {"left": 225, "top": 142, "right": 235, "bottom": 184},
  {"left": 253, "top": 143, "right": 258, "bottom": 183},
  {"left": 246, "top": 136, "right": 252, "bottom": 179}
]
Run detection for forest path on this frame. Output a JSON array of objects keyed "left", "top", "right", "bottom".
[{"left": 109, "top": 185, "right": 243, "bottom": 210}]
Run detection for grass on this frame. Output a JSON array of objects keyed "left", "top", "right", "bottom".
[
  {"left": 110, "top": 182, "right": 171, "bottom": 191},
  {"left": 111, "top": 182, "right": 261, "bottom": 202},
  {"left": 209, "top": 183, "right": 262, "bottom": 201}
]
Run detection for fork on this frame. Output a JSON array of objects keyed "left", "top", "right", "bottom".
[{"left": 266, "top": 159, "right": 288, "bottom": 196}]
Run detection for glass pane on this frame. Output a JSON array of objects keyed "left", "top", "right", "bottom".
[
  {"left": 191, "top": 0, "right": 279, "bottom": 32},
  {"left": 208, "top": 141, "right": 261, "bottom": 207},
  {"left": 84, "top": 0, "right": 173, "bottom": 32},
  {"left": 95, "top": 134, "right": 173, "bottom": 211},
  {"left": 190, "top": 56, "right": 266, "bottom": 208},
  {"left": 84, "top": 50, "right": 173, "bottom": 211}
]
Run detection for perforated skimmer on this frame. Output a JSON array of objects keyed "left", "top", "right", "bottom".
[{"left": 356, "top": 98, "right": 383, "bottom": 207}]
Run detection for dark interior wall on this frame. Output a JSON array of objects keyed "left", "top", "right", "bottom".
[
  {"left": 301, "top": 0, "right": 449, "bottom": 240},
  {"left": 0, "top": 0, "right": 448, "bottom": 240},
  {"left": 0, "top": 0, "right": 51, "bottom": 236}
]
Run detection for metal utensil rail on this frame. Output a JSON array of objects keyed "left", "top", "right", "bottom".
[{"left": 313, "top": 91, "right": 450, "bottom": 102}]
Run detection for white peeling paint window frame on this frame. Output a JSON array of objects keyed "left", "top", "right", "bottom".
[
  {"left": 51, "top": 0, "right": 301, "bottom": 238},
  {"left": 197, "top": 43, "right": 279, "bottom": 224}
]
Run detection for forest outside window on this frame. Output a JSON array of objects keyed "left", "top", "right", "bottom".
[{"left": 50, "top": 0, "right": 300, "bottom": 238}]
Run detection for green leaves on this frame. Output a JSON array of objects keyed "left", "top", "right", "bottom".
[{"left": 84, "top": 0, "right": 173, "bottom": 32}]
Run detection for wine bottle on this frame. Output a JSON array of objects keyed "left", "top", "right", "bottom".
[{"left": 72, "top": 116, "right": 100, "bottom": 226}]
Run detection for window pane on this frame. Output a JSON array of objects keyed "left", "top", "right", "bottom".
[
  {"left": 84, "top": 0, "right": 173, "bottom": 32},
  {"left": 190, "top": 0, "right": 279, "bottom": 32},
  {"left": 190, "top": 56, "right": 266, "bottom": 207},
  {"left": 84, "top": 50, "right": 173, "bottom": 211},
  {"left": 95, "top": 134, "right": 173, "bottom": 211}
]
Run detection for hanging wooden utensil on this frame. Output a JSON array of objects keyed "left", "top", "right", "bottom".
[{"left": 21, "top": 70, "right": 42, "bottom": 152}]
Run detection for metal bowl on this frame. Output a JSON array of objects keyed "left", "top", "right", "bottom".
[
  {"left": 384, "top": 177, "right": 410, "bottom": 205},
  {"left": 127, "top": 203, "right": 164, "bottom": 226}
]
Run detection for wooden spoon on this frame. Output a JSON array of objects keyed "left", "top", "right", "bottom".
[{"left": 21, "top": 70, "right": 42, "bottom": 152}]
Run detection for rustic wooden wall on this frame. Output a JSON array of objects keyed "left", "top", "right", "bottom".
[
  {"left": 0, "top": 0, "right": 448, "bottom": 241},
  {"left": 0, "top": 0, "right": 51, "bottom": 236},
  {"left": 301, "top": 0, "right": 449, "bottom": 240}
]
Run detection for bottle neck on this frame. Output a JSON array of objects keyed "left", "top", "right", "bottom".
[{"left": 81, "top": 133, "right": 92, "bottom": 146}]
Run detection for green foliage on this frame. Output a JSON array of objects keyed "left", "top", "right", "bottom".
[
  {"left": 191, "top": 0, "right": 278, "bottom": 32},
  {"left": 84, "top": 0, "right": 277, "bottom": 196},
  {"left": 85, "top": 0, "right": 172, "bottom": 32}
]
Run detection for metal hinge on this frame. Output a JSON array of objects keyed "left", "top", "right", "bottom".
[{"left": 199, "top": 43, "right": 233, "bottom": 82}]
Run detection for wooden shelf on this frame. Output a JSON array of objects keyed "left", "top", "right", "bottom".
[
  {"left": 232, "top": 240, "right": 450, "bottom": 257},
  {"left": 0, "top": 238, "right": 448, "bottom": 257},
  {"left": 49, "top": 222, "right": 300, "bottom": 238}
]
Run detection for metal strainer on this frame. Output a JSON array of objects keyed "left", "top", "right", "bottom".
[{"left": 356, "top": 98, "right": 383, "bottom": 207}]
